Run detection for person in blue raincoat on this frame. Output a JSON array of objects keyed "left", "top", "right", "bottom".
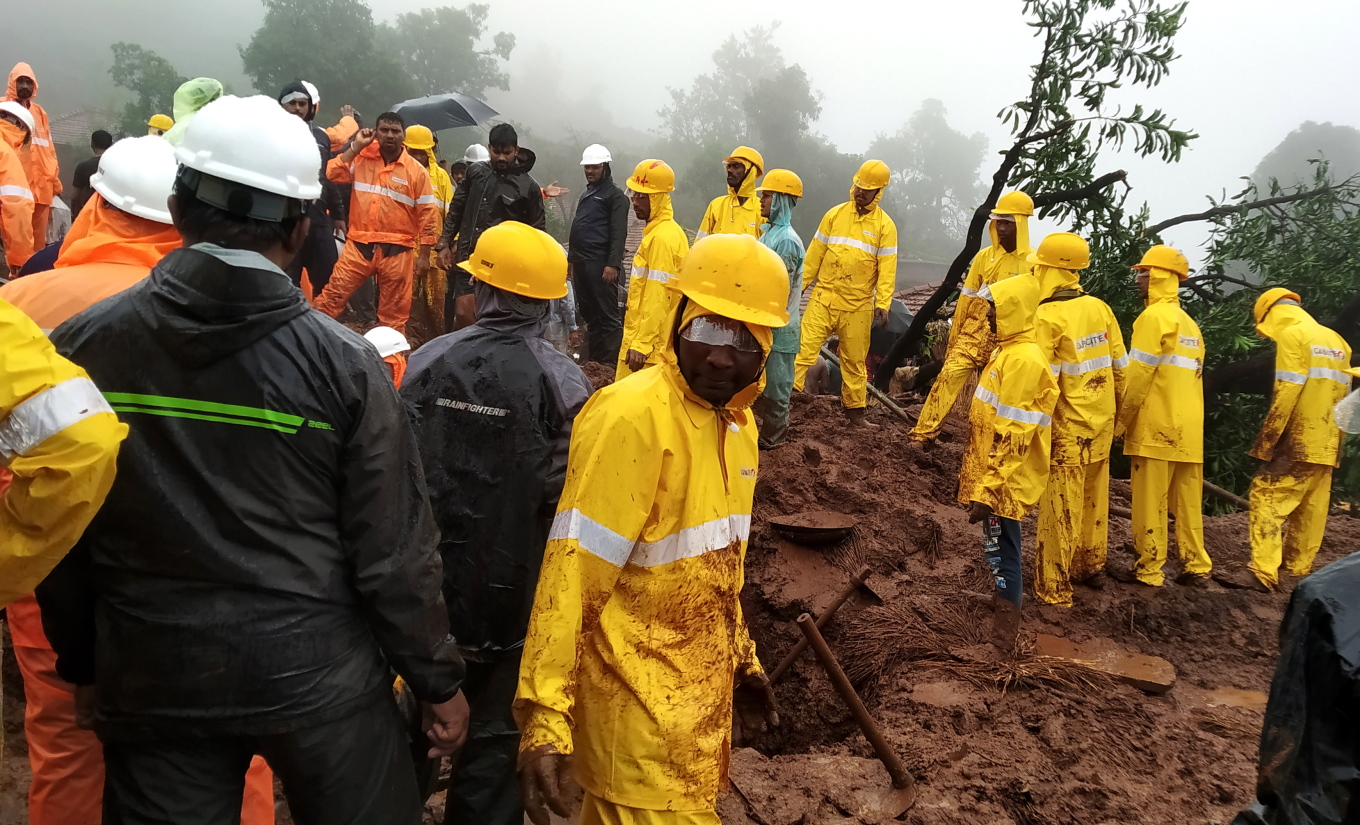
[{"left": 753, "top": 170, "right": 805, "bottom": 448}]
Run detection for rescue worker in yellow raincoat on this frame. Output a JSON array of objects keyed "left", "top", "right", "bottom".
[
  {"left": 1114, "top": 245, "right": 1213, "bottom": 587},
  {"left": 1031, "top": 233, "right": 1128, "bottom": 606},
  {"left": 696, "top": 146, "right": 763, "bottom": 240},
  {"left": 515, "top": 234, "right": 787, "bottom": 825},
  {"left": 0, "top": 299, "right": 126, "bottom": 607},
  {"left": 1215, "top": 289, "right": 1353, "bottom": 593},
  {"left": 617, "top": 159, "right": 689, "bottom": 380},
  {"left": 912, "top": 191, "right": 1035, "bottom": 441},
  {"left": 793, "top": 160, "right": 899, "bottom": 425},
  {"left": 959, "top": 275, "right": 1059, "bottom": 644},
  {"left": 405, "top": 125, "right": 454, "bottom": 342}
]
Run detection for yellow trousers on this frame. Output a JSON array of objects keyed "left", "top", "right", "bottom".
[
  {"left": 912, "top": 343, "right": 987, "bottom": 438},
  {"left": 1036, "top": 460, "right": 1110, "bottom": 606},
  {"left": 1248, "top": 462, "right": 1332, "bottom": 589},
  {"left": 793, "top": 301, "right": 873, "bottom": 409},
  {"left": 580, "top": 793, "right": 719, "bottom": 825},
  {"left": 1130, "top": 457, "right": 1212, "bottom": 586}
]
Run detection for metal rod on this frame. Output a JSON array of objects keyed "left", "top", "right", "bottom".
[
  {"left": 770, "top": 566, "right": 872, "bottom": 684},
  {"left": 819, "top": 346, "right": 917, "bottom": 427},
  {"left": 796, "top": 613, "right": 914, "bottom": 791}
]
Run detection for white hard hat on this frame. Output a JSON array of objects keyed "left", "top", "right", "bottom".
[
  {"left": 90, "top": 136, "right": 177, "bottom": 224},
  {"left": 0, "top": 101, "right": 34, "bottom": 134},
  {"left": 174, "top": 95, "right": 323, "bottom": 220},
  {"left": 300, "top": 80, "right": 320, "bottom": 105},
  {"left": 462, "top": 143, "right": 490, "bottom": 164},
  {"left": 364, "top": 325, "right": 410, "bottom": 358},
  {"left": 580, "top": 144, "right": 612, "bottom": 165}
]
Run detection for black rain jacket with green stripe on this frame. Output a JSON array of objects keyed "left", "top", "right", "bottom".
[{"left": 38, "top": 246, "right": 464, "bottom": 742}]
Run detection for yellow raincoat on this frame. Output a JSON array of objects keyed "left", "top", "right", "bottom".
[
  {"left": 957, "top": 275, "right": 1058, "bottom": 520},
  {"left": 516, "top": 308, "right": 768, "bottom": 814},
  {"left": 1247, "top": 298, "right": 1352, "bottom": 588},
  {"left": 616, "top": 192, "right": 688, "bottom": 379},
  {"left": 696, "top": 158, "right": 761, "bottom": 240},
  {"left": 1116, "top": 267, "right": 1212, "bottom": 585},
  {"left": 1032, "top": 264, "right": 1127, "bottom": 605},
  {"left": 913, "top": 211, "right": 1033, "bottom": 438},
  {"left": 412, "top": 155, "right": 453, "bottom": 340},
  {"left": 0, "top": 297, "right": 127, "bottom": 606},
  {"left": 792, "top": 189, "right": 898, "bottom": 409}
]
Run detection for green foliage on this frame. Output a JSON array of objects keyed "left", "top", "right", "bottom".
[
  {"left": 374, "top": 4, "right": 514, "bottom": 97},
  {"left": 658, "top": 24, "right": 786, "bottom": 146},
  {"left": 109, "top": 43, "right": 185, "bottom": 137},
  {"left": 1252, "top": 122, "right": 1360, "bottom": 189}
]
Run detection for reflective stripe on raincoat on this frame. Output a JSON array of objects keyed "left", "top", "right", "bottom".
[
  {"left": 760, "top": 192, "right": 804, "bottom": 353},
  {"left": 5, "top": 64, "right": 59, "bottom": 204},
  {"left": 0, "top": 119, "right": 34, "bottom": 267},
  {"left": 803, "top": 189, "right": 898, "bottom": 313},
  {"left": 327, "top": 143, "right": 439, "bottom": 247},
  {"left": 958, "top": 275, "right": 1059, "bottom": 520},
  {"left": 618, "top": 192, "right": 688, "bottom": 366},
  {"left": 515, "top": 302, "right": 769, "bottom": 812},
  {"left": 1034, "top": 264, "right": 1127, "bottom": 465},
  {"left": 0, "top": 297, "right": 126, "bottom": 607},
  {"left": 697, "top": 160, "right": 761, "bottom": 240},
  {"left": 1251, "top": 303, "right": 1352, "bottom": 467},
  {"left": 1116, "top": 268, "right": 1204, "bottom": 463},
  {"left": 949, "top": 215, "right": 1033, "bottom": 357}
]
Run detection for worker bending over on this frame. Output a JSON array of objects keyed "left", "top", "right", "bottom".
[
  {"left": 617, "top": 159, "right": 688, "bottom": 380},
  {"left": 794, "top": 160, "right": 898, "bottom": 426},
  {"left": 912, "top": 191, "right": 1034, "bottom": 440},
  {"left": 959, "top": 275, "right": 1058, "bottom": 645},
  {"left": 1031, "top": 233, "right": 1127, "bottom": 606},
  {"left": 1216, "top": 289, "right": 1353, "bottom": 593},
  {"left": 1114, "top": 245, "right": 1213, "bottom": 587},
  {"left": 754, "top": 169, "right": 806, "bottom": 448},
  {"left": 517, "top": 234, "right": 785, "bottom": 825},
  {"left": 697, "top": 145, "right": 764, "bottom": 240}
]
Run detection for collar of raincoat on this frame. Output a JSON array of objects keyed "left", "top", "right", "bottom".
[
  {"left": 730, "top": 160, "right": 758, "bottom": 200},
  {"left": 1256, "top": 301, "right": 1310, "bottom": 341},
  {"left": 1034, "top": 263, "right": 1080, "bottom": 301},
  {"left": 987, "top": 213, "right": 1031, "bottom": 257},
  {"left": 6, "top": 63, "right": 36, "bottom": 102},
  {"left": 55, "top": 193, "right": 182, "bottom": 270},
  {"left": 1143, "top": 267, "right": 1181, "bottom": 306},
  {"left": 473, "top": 279, "right": 549, "bottom": 337},
  {"left": 990, "top": 271, "right": 1040, "bottom": 346},
  {"left": 0, "top": 119, "right": 26, "bottom": 150},
  {"left": 766, "top": 191, "right": 796, "bottom": 230},
  {"left": 848, "top": 185, "right": 883, "bottom": 215},
  {"left": 662, "top": 297, "right": 773, "bottom": 426},
  {"left": 645, "top": 191, "right": 676, "bottom": 233}
]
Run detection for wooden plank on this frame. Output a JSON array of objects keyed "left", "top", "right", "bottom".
[{"left": 1034, "top": 633, "right": 1177, "bottom": 694}]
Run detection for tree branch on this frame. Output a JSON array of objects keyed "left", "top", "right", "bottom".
[
  {"left": 1032, "top": 170, "right": 1128, "bottom": 208},
  {"left": 1146, "top": 185, "right": 1334, "bottom": 235}
]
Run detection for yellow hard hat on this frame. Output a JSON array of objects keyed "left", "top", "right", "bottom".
[
  {"left": 1253, "top": 287, "right": 1301, "bottom": 325},
  {"left": 148, "top": 113, "right": 174, "bottom": 132},
  {"left": 756, "top": 168, "right": 803, "bottom": 198},
  {"left": 725, "top": 146, "right": 765, "bottom": 177},
  {"left": 672, "top": 234, "right": 790, "bottom": 329},
  {"left": 626, "top": 159, "right": 675, "bottom": 194},
  {"left": 853, "top": 159, "right": 891, "bottom": 191},
  {"left": 1027, "top": 232, "right": 1090, "bottom": 270},
  {"left": 992, "top": 190, "right": 1034, "bottom": 217},
  {"left": 1133, "top": 244, "right": 1190, "bottom": 279},
  {"left": 457, "top": 221, "right": 568, "bottom": 300},
  {"left": 404, "top": 125, "right": 436, "bottom": 151}
]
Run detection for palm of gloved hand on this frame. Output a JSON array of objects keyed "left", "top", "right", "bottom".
[
  {"left": 519, "top": 746, "right": 581, "bottom": 825},
  {"left": 732, "top": 671, "right": 779, "bottom": 746}
]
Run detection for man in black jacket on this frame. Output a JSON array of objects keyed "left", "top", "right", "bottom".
[
  {"left": 278, "top": 79, "right": 345, "bottom": 293},
  {"left": 37, "top": 94, "right": 468, "bottom": 825},
  {"left": 567, "top": 143, "right": 628, "bottom": 364},
  {"left": 435, "top": 122, "right": 546, "bottom": 332},
  {"left": 402, "top": 221, "right": 591, "bottom": 825}
]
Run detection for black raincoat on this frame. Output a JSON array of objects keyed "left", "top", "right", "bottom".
[
  {"left": 440, "top": 148, "right": 546, "bottom": 263},
  {"left": 39, "top": 245, "right": 463, "bottom": 742}
]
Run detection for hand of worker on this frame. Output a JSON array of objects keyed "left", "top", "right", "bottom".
[
  {"left": 414, "top": 251, "right": 431, "bottom": 279},
  {"left": 437, "top": 245, "right": 454, "bottom": 271},
  {"left": 74, "top": 684, "right": 97, "bottom": 730},
  {"left": 602, "top": 266, "right": 619, "bottom": 284},
  {"left": 732, "top": 671, "right": 779, "bottom": 745},
  {"left": 332, "top": 219, "right": 347, "bottom": 239},
  {"left": 340, "top": 104, "right": 355, "bottom": 119},
  {"left": 967, "top": 501, "right": 992, "bottom": 524},
  {"left": 422, "top": 690, "right": 471, "bottom": 758},
  {"left": 874, "top": 308, "right": 890, "bottom": 328},
  {"left": 543, "top": 181, "right": 570, "bottom": 199},
  {"left": 351, "top": 128, "right": 376, "bottom": 153},
  {"left": 519, "top": 746, "right": 581, "bottom": 825},
  {"left": 626, "top": 349, "right": 647, "bottom": 372}
]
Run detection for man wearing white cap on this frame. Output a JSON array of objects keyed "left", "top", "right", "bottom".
[{"left": 568, "top": 144, "right": 629, "bottom": 363}]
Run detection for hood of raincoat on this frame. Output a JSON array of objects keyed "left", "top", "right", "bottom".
[
  {"left": 6, "top": 63, "right": 36, "bottom": 102},
  {"left": 645, "top": 191, "right": 676, "bottom": 233},
  {"left": 473, "top": 279, "right": 549, "bottom": 338},
  {"left": 660, "top": 298, "right": 773, "bottom": 415},
  {"left": 767, "top": 191, "right": 796, "bottom": 230},
  {"left": 1143, "top": 266, "right": 1181, "bottom": 306},
  {"left": 163, "top": 78, "right": 224, "bottom": 145},
  {"left": 55, "top": 194, "right": 182, "bottom": 270},
  {"left": 849, "top": 184, "right": 883, "bottom": 214},
  {"left": 0, "top": 119, "right": 25, "bottom": 150},
  {"left": 276, "top": 79, "right": 315, "bottom": 118},
  {"left": 988, "top": 271, "right": 1039, "bottom": 346},
  {"left": 988, "top": 213, "right": 1031, "bottom": 257},
  {"left": 1035, "top": 263, "right": 1080, "bottom": 300},
  {"left": 1256, "top": 301, "right": 1313, "bottom": 342},
  {"left": 730, "top": 160, "right": 759, "bottom": 200}
]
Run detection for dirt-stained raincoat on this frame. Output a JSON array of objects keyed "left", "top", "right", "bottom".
[{"left": 616, "top": 191, "right": 688, "bottom": 379}]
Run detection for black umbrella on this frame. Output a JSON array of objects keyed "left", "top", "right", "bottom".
[{"left": 391, "top": 93, "right": 498, "bottom": 131}]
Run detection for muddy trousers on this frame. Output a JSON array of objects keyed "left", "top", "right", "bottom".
[
  {"left": 572, "top": 261, "right": 624, "bottom": 364},
  {"left": 1130, "top": 457, "right": 1212, "bottom": 586},
  {"left": 408, "top": 244, "right": 446, "bottom": 345},
  {"left": 579, "top": 793, "right": 720, "bottom": 825},
  {"left": 1248, "top": 462, "right": 1332, "bottom": 589},
  {"left": 444, "top": 652, "right": 523, "bottom": 825},
  {"left": 1035, "top": 460, "right": 1110, "bottom": 606},
  {"left": 982, "top": 515, "right": 1024, "bottom": 608},
  {"left": 793, "top": 300, "right": 873, "bottom": 409},
  {"left": 912, "top": 344, "right": 987, "bottom": 438},
  {"left": 102, "top": 695, "right": 418, "bottom": 825},
  {"left": 313, "top": 241, "right": 415, "bottom": 334},
  {"left": 756, "top": 350, "right": 796, "bottom": 448}
]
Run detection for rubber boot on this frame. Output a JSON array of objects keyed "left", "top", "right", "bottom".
[{"left": 991, "top": 595, "right": 1020, "bottom": 652}]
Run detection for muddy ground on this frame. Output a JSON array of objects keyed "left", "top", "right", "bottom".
[{"left": 3, "top": 380, "right": 1356, "bottom": 825}]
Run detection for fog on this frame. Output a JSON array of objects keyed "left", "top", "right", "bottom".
[{"left": 9, "top": 0, "right": 1360, "bottom": 256}]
